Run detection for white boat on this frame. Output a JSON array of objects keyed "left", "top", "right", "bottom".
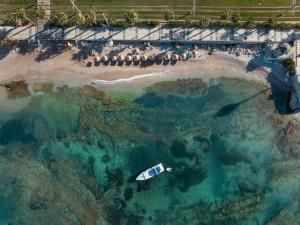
[{"left": 136, "top": 163, "right": 172, "bottom": 181}]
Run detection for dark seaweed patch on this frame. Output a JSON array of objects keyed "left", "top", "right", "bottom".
[
  {"left": 216, "top": 150, "right": 249, "bottom": 166},
  {"left": 106, "top": 168, "right": 124, "bottom": 187},
  {"left": 136, "top": 180, "right": 151, "bottom": 193},
  {"left": 86, "top": 156, "right": 96, "bottom": 177},
  {"left": 124, "top": 187, "right": 133, "bottom": 201},
  {"left": 170, "top": 140, "right": 193, "bottom": 159},
  {"left": 0, "top": 119, "right": 35, "bottom": 144},
  {"left": 171, "top": 162, "right": 207, "bottom": 192},
  {"left": 102, "top": 153, "right": 112, "bottom": 163},
  {"left": 134, "top": 92, "right": 165, "bottom": 108}
]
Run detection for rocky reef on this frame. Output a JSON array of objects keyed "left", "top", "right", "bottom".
[
  {"left": 0, "top": 77, "right": 300, "bottom": 225},
  {"left": 169, "top": 194, "right": 265, "bottom": 225},
  {"left": 266, "top": 199, "right": 300, "bottom": 225},
  {"left": 0, "top": 80, "right": 30, "bottom": 99}
]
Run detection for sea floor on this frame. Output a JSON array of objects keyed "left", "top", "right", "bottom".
[{"left": 0, "top": 76, "right": 300, "bottom": 225}]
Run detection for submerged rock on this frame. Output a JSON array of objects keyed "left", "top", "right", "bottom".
[
  {"left": 1, "top": 80, "right": 30, "bottom": 99},
  {"left": 32, "top": 82, "right": 54, "bottom": 93},
  {"left": 266, "top": 199, "right": 300, "bottom": 225},
  {"left": 170, "top": 139, "right": 193, "bottom": 159},
  {"left": 172, "top": 194, "right": 265, "bottom": 225},
  {"left": 136, "top": 181, "right": 151, "bottom": 193},
  {"left": 1, "top": 77, "right": 300, "bottom": 225},
  {"left": 106, "top": 168, "right": 125, "bottom": 187},
  {"left": 147, "top": 79, "right": 209, "bottom": 96},
  {"left": 124, "top": 187, "right": 133, "bottom": 201},
  {"left": 81, "top": 85, "right": 106, "bottom": 101},
  {"left": 171, "top": 162, "right": 207, "bottom": 192}
]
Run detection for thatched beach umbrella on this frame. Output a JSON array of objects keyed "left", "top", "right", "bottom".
[
  {"left": 94, "top": 55, "right": 101, "bottom": 63},
  {"left": 102, "top": 55, "right": 109, "bottom": 62},
  {"left": 149, "top": 55, "right": 155, "bottom": 61},
  {"left": 172, "top": 54, "right": 179, "bottom": 61},
  {"left": 125, "top": 55, "right": 132, "bottom": 62},
  {"left": 111, "top": 56, "right": 117, "bottom": 62},
  {"left": 141, "top": 55, "right": 148, "bottom": 62},
  {"left": 133, "top": 55, "right": 140, "bottom": 62},
  {"left": 192, "top": 50, "right": 197, "bottom": 58},
  {"left": 90, "top": 49, "right": 96, "bottom": 56},
  {"left": 132, "top": 48, "right": 140, "bottom": 55},
  {"left": 187, "top": 52, "right": 193, "bottom": 59},
  {"left": 164, "top": 53, "right": 171, "bottom": 61},
  {"left": 118, "top": 55, "right": 125, "bottom": 62},
  {"left": 155, "top": 55, "right": 163, "bottom": 61}
]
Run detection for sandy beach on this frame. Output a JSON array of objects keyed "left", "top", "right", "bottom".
[{"left": 0, "top": 47, "right": 269, "bottom": 89}]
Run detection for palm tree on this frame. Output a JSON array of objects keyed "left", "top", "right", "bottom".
[
  {"left": 73, "top": 12, "right": 85, "bottom": 26},
  {"left": 231, "top": 11, "right": 241, "bottom": 25},
  {"left": 221, "top": 9, "right": 232, "bottom": 21},
  {"left": 15, "top": 8, "right": 26, "bottom": 20},
  {"left": 107, "top": 16, "right": 117, "bottom": 26},
  {"left": 164, "top": 10, "right": 175, "bottom": 21},
  {"left": 245, "top": 17, "right": 255, "bottom": 29},
  {"left": 4, "top": 12, "right": 16, "bottom": 26},
  {"left": 52, "top": 11, "right": 69, "bottom": 27},
  {"left": 4, "top": 8, "right": 26, "bottom": 26},
  {"left": 198, "top": 16, "right": 210, "bottom": 28},
  {"left": 35, "top": 7, "right": 46, "bottom": 19},
  {"left": 125, "top": 10, "right": 139, "bottom": 26},
  {"left": 85, "top": 10, "right": 97, "bottom": 27},
  {"left": 267, "top": 16, "right": 278, "bottom": 28}
]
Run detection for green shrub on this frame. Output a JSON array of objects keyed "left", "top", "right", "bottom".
[
  {"left": 221, "top": 9, "right": 232, "bottom": 21},
  {"left": 107, "top": 16, "right": 117, "bottom": 26},
  {"left": 231, "top": 11, "right": 241, "bottom": 25},
  {"left": 198, "top": 16, "right": 210, "bottom": 28},
  {"left": 52, "top": 11, "right": 68, "bottom": 27},
  {"left": 164, "top": 10, "right": 175, "bottom": 21},
  {"left": 292, "top": 23, "right": 300, "bottom": 29},
  {"left": 142, "top": 20, "right": 160, "bottom": 27},
  {"left": 266, "top": 16, "right": 278, "bottom": 28},
  {"left": 114, "top": 21, "right": 129, "bottom": 28},
  {"left": 35, "top": 7, "right": 46, "bottom": 19},
  {"left": 4, "top": 8, "right": 26, "bottom": 26},
  {"left": 245, "top": 17, "right": 255, "bottom": 29},
  {"left": 125, "top": 10, "right": 138, "bottom": 26},
  {"left": 212, "top": 20, "right": 231, "bottom": 27},
  {"left": 73, "top": 12, "right": 85, "bottom": 26},
  {"left": 85, "top": 10, "right": 97, "bottom": 27}
]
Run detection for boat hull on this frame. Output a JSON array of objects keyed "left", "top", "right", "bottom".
[{"left": 136, "top": 163, "right": 165, "bottom": 181}]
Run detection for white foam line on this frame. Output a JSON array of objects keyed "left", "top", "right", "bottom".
[{"left": 91, "top": 72, "right": 163, "bottom": 84}]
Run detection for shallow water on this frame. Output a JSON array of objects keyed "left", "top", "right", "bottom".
[{"left": 0, "top": 76, "right": 299, "bottom": 225}]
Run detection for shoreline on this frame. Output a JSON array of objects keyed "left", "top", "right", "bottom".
[
  {"left": 0, "top": 48, "right": 276, "bottom": 115},
  {"left": 0, "top": 48, "right": 269, "bottom": 88}
]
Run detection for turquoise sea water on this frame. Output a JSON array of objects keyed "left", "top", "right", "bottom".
[{"left": 0, "top": 76, "right": 299, "bottom": 225}]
